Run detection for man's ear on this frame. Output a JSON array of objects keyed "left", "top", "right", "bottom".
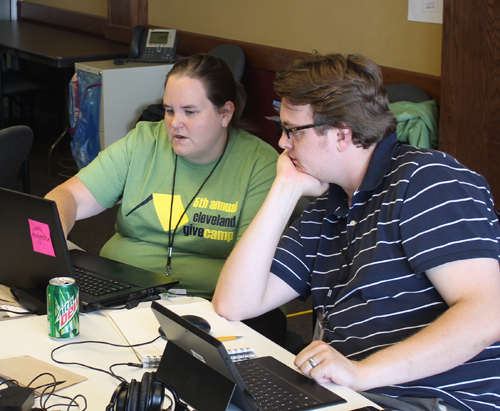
[
  {"left": 220, "top": 101, "right": 235, "bottom": 127},
  {"left": 335, "top": 127, "right": 353, "bottom": 152}
]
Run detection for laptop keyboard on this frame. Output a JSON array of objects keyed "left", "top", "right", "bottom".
[
  {"left": 235, "top": 359, "right": 322, "bottom": 411},
  {"left": 73, "top": 268, "right": 132, "bottom": 296}
]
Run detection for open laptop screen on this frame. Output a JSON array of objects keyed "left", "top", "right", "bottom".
[{"left": 151, "top": 301, "right": 346, "bottom": 411}]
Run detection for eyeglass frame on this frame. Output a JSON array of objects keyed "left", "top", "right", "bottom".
[{"left": 279, "top": 122, "right": 322, "bottom": 141}]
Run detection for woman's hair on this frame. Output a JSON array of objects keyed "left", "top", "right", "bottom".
[
  {"left": 166, "top": 54, "right": 249, "bottom": 131},
  {"left": 274, "top": 53, "right": 397, "bottom": 148}
]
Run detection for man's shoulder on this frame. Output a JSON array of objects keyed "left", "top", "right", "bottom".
[
  {"left": 391, "top": 144, "right": 482, "bottom": 181},
  {"left": 394, "top": 144, "right": 462, "bottom": 166}
]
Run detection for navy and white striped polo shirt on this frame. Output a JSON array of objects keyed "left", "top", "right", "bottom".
[{"left": 271, "top": 134, "right": 500, "bottom": 410}]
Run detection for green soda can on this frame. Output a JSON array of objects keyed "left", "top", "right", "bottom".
[{"left": 47, "top": 277, "right": 80, "bottom": 339}]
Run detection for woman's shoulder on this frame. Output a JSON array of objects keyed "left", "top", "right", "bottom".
[
  {"left": 130, "top": 120, "right": 167, "bottom": 142},
  {"left": 230, "top": 129, "right": 279, "bottom": 159},
  {"left": 121, "top": 120, "right": 170, "bottom": 152}
]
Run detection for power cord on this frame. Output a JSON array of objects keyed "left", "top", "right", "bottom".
[
  {"left": 91, "top": 294, "right": 161, "bottom": 312},
  {"left": 51, "top": 337, "right": 161, "bottom": 382},
  {"left": 51, "top": 338, "right": 184, "bottom": 410},
  {"left": 0, "top": 373, "right": 87, "bottom": 411}
]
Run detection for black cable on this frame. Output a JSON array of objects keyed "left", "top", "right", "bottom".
[
  {"left": 50, "top": 337, "right": 187, "bottom": 410},
  {"left": 27, "top": 372, "right": 56, "bottom": 390},
  {"left": 40, "top": 378, "right": 58, "bottom": 410},
  {"left": 32, "top": 380, "right": 66, "bottom": 392},
  {"left": 109, "top": 362, "right": 144, "bottom": 382},
  {"left": 0, "top": 378, "right": 18, "bottom": 388},
  {"left": 26, "top": 372, "right": 88, "bottom": 411},
  {"left": 51, "top": 336, "right": 161, "bottom": 382},
  {"left": 92, "top": 294, "right": 160, "bottom": 311},
  {"left": 162, "top": 380, "right": 189, "bottom": 411},
  {"left": 64, "top": 394, "right": 87, "bottom": 411},
  {"left": 27, "top": 372, "right": 57, "bottom": 410},
  {"left": 162, "top": 392, "right": 174, "bottom": 411},
  {"left": 43, "top": 393, "right": 87, "bottom": 411}
]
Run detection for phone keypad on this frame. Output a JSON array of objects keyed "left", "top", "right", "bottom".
[{"left": 143, "top": 47, "right": 174, "bottom": 62}]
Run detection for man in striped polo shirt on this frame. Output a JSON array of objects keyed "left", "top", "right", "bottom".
[{"left": 213, "top": 53, "right": 500, "bottom": 411}]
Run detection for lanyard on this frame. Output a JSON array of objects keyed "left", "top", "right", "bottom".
[{"left": 166, "top": 144, "right": 227, "bottom": 275}]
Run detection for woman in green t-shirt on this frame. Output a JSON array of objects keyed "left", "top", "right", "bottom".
[{"left": 46, "top": 54, "right": 278, "bottom": 301}]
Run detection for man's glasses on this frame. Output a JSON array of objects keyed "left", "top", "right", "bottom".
[{"left": 279, "top": 122, "right": 321, "bottom": 141}]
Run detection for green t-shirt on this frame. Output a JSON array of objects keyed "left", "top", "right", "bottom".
[{"left": 76, "top": 121, "right": 278, "bottom": 299}]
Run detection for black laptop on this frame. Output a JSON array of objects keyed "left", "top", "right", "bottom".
[
  {"left": 0, "top": 188, "right": 179, "bottom": 313},
  {"left": 151, "top": 301, "right": 346, "bottom": 411}
]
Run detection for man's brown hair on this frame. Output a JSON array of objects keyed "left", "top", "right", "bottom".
[{"left": 274, "top": 53, "right": 396, "bottom": 148}]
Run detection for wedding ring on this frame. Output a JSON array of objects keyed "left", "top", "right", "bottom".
[{"left": 308, "top": 357, "right": 318, "bottom": 368}]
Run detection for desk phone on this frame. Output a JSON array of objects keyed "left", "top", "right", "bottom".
[{"left": 129, "top": 26, "right": 178, "bottom": 63}]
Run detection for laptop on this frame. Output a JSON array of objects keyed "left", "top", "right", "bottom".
[
  {"left": 0, "top": 188, "right": 179, "bottom": 313},
  {"left": 151, "top": 301, "right": 346, "bottom": 411}
]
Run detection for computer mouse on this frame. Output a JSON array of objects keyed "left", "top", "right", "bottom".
[{"left": 182, "top": 315, "right": 211, "bottom": 333}]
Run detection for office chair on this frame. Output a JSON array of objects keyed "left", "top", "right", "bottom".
[
  {"left": 385, "top": 83, "right": 431, "bottom": 104},
  {"left": 0, "top": 125, "right": 33, "bottom": 193},
  {"left": 208, "top": 44, "right": 246, "bottom": 81},
  {"left": 1, "top": 55, "right": 61, "bottom": 131}
]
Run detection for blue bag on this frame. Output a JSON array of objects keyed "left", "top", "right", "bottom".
[{"left": 68, "top": 71, "right": 102, "bottom": 169}]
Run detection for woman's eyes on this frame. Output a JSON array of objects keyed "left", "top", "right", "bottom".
[{"left": 164, "top": 108, "right": 197, "bottom": 116}]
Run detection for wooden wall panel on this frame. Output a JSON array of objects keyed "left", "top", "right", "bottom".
[
  {"left": 105, "top": 0, "right": 147, "bottom": 43},
  {"left": 18, "top": 1, "right": 441, "bottom": 104},
  {"left": 440, "top": 1, "right": 500, "bottom": 205},
  {"left": 18, "top": 2, "right": 107, "bottom": 36}
]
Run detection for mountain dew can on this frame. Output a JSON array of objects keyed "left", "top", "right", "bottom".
[{"left": 47, "top": 277, "right": 80, "bottom": 339}]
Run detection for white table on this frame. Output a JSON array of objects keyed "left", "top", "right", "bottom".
[{"left": 0, "top": 297, "right": 380, "bottom": 410}]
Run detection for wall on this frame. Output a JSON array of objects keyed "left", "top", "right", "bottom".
[
  {"left": 18, "top": 0, "right": 442, "bottom": 149},
  {"left": 24, "top": 0, "right": 442, "bottom": 76},
  {"left": 149, "top": 0, "right": 442, "bottom": 76},
  {"left": 21, "top": 0, "right": 107, "bottom": 17}
]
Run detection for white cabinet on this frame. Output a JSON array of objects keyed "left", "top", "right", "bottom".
[{"left": 75, "top": 60, "right": 173, "bottom": 150}]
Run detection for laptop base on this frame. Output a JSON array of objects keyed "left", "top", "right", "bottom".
[
  {"left": 10, "top": 286, "right": 47, "bottom": 315},
  {"left": 11, "top": 285, "right": 160, "bottom": 315}
]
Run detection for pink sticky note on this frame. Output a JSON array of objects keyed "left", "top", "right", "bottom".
[{"left": 29, "top": 219, "right": 56, "bottom": 257}]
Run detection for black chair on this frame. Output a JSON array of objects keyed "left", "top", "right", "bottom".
[
  {"left": 1, "top": 55, "right": 61, "bottom": 131},
  {"left": 385, "top": 83, "right": 431, "bottom": 104},
  {"left": 0, "top": 125, "right": 33, "bottom": 193},
  {"left": 208, "top": 44, "right": 246, "bottom": 81}
]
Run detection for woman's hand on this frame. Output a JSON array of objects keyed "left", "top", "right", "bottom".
[
  {"left": 277, "top": 150, "right": 329, "bottom": 198},
  {"left": 295, "top": 341, "right": 365, "bottom": 391}
]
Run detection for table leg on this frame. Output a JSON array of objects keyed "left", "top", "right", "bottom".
[{"left": 47, "top": 67, "right": 73, "bottom": 177}]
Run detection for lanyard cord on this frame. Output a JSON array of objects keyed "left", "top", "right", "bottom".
[{"left": 166, "top": 143, "right": 228, "bottom": 275}]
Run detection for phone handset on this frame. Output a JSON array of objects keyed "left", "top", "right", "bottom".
[{"left": 129, "top": 25, "right": 147, "bottom": 60}]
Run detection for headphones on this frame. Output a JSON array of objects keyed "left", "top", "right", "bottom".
[{"left": 106, "top": 372, "right": 165, "bottom": 411}]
